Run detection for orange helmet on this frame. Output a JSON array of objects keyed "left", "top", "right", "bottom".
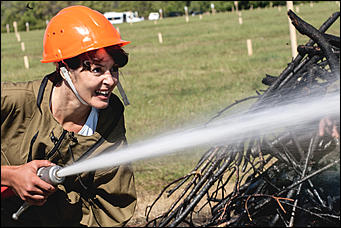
[{"left": 41, "top": 5, "right": 130, "bottom": 63}]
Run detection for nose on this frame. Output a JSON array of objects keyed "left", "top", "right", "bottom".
[{"left": 103, "top": 70, "right": 118, "bottom": 86}]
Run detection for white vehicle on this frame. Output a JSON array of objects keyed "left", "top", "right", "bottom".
[
  {"left": 148, "top": 12, "right": 160, "bottom": 20},
  {"left": 104, "top": 11, "right": 144, "bottom": 24}
]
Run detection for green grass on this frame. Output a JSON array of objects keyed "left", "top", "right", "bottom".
[{"left": 1, "top": 2, "right": 340, "bottom": 192}]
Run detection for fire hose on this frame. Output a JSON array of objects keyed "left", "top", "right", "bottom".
[{"left": 2, "top": 165, "right": 65, "bottom": 220}]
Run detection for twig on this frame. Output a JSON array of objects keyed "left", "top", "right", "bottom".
[{"left": 245, "top": 194, "right": 294, "bottom": 221}]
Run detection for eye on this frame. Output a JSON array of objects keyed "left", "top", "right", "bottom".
[{"left": 92, "top": 67, "right": 103, "bottom": 74}]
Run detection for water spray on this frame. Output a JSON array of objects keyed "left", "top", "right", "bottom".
[{"left": 57, "top": 91, "right": 340, "bottom": 178}]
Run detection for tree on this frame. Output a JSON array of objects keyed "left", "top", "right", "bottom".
[{"left": 2, "top": 1, "right": 312, "bottom": 33}]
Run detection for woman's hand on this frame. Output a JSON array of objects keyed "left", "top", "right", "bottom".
[
  {"left": 319, "top": 116, "right": 339, "bottom": 139},
  {"left": 1, "top": 160, "right": 57, "bottom": 206}
]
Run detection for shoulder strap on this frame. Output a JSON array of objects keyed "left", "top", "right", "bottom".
[
  {"left": 36, "top": 71, "right": 61, "bottom": 113},
  {"left": 27, "top": 131, "right": 39, "bottom": 163},
  {"left": 37, "top": 72, "right": 54, "bottom": 112}
]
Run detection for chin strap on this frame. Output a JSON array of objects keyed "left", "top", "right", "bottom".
[
  {"left": 60, "top": 66, "right": 88, "bottom": 105},
  {"left": 116, "top": 81, "right": 130, "bottom": 106},
  {"left": 113, "top": 69, "right": 130, "bottom": 106}
]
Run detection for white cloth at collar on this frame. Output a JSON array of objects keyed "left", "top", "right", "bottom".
[{"left": 78, "top": 107, "right": 99, "bottom": 136}]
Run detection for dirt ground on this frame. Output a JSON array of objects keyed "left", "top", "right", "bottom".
[
  {"left": 126, "top": 187, "right": 182, "bottom": 227},
  {"left": 126, "top": 155, "right": 276, "bottom": 227},
  {"left": 126, "top": 182, "right": 234, "bottom": 227},
  {"left": 126, "top": 189, "right": 157, "bottom": 227}
]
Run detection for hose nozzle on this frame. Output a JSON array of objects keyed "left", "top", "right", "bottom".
[
  {"left": 12, "top": 165, "right": 65, "bottom": 221},
  {"left": 37, "top": 165, "right": 65, "bottom": 185}
]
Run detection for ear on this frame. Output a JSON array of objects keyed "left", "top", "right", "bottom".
[
  {"left": 59, "top": 66, "right": 70, "bottom": 80},
  {"left": 55, "top": 62, "right": 70, "bottom": 80},
  {"left": 59, "top": 66, "right": 88, "bottom": 106}
]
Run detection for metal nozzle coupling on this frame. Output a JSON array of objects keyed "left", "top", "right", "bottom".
[{"left": 36, "top": 165, "right": 65, "bottom": 185}]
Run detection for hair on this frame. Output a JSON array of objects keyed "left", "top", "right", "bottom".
[{"left": 54, "top": 45, "right": 129, "bottom": 83}]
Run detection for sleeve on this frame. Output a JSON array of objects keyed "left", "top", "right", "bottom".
[
  {"left": 1, "top": 82, "right": 19, "bottom": 126},
  {"left": 79, "top": 136, "right": 137, "bottom": 227},
  {"left": 1, "top": 81, "right": 36, "bottom": 127},
  {"left": 1, "top": 81, "right": 36, "bottom": 166}
]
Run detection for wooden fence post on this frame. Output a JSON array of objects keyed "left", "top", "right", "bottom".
[
  {"left": 13, "top": 21, "right": 18, "bottom": 33},
  {"left": 158, "top": 32, "right": 163, "bottom": 44},
  {"left": 16, "top": 32, "right": 21, "bottom": 42},
  {"left": 184, "top": 6, "right": 189, "bottom": 23},
  {"left": 159, "top": 9, "right": 163, "bottom": 19},
  {"left": 25, "top": 22, "right": 29, "bottom": 32},
  {"left": 286, "top": 1, "right": 298, "bottom": 58},
  {"left": 21, "top": 42, "right": 25, "bottom": 51},
  {"left": 211, "top": 3, "right": 215, "bottom": 15},
  {"left": 247, "top": 39, "right": 253, "bottom": 56},
  {"left": 234, "top": 1, "right": 239, "bottom": 14},
  {"left": 24, "top": 56, "right": 29, "bottom": 69}
]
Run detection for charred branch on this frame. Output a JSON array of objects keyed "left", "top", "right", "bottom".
[{"left": 288, "top": 10, "right": 339, "bottom": 75}]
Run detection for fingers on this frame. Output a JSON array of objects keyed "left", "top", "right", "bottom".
[
  {"left": 14, "top": 160, "right": 57, "bottom": 206},
  {"left": 319, "top": 119, "right": 325, "bottom": 137},
  {"left": 31, "top": 165, "right": 56, "bottom": 196},
  {"left": 332, "top": 124, "right": 340, "bottom": 139},
  {"left": 22, "top": 190, "right": 45, "bottom": 201},
  {"left": 25, "top": 160, "right": 57, "bottom": 193},
  {"left": 36, "top": 180, "right": 56, "bottom": 196},
  {"left": 28, "top": 160, "right": 57, "bottom": 191},
  {"left": 26, "top": 195, "right": 48, "bottom": 206},
  {"left": 18, "top": 180, "right": 55, "bottom": 203},
  {"left": 32, "top": 178, "right": 56, "bottom": 195},
  {"left": 30, "top": 160, "right": 56, "bottom": 170},
  {"left": 319, "top": 117, "right": 338, "bottom": 138}
]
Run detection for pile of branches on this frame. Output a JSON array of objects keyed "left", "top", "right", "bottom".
[{"left": 145, "top": 10, "right": 340, "bottom": 227}]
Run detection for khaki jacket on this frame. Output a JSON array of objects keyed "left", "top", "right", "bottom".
[{"left": 1, "top": 78, "right": 136, "bottom": 226}]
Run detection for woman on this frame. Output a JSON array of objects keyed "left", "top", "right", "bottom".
[{"left": 1, "top": 5, "right": 136, "bottom": 226}]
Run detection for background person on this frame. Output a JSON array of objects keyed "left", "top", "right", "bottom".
[{"left": 1, "top": 5, "right": 136, "bottom": 226}]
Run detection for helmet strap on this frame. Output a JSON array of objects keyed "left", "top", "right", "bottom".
[
  {"left": 116, "top": 81, "right": 130, "bottom": 106},
  {"left": 60, "top": 66, "right": 88, "bottom": 106}
]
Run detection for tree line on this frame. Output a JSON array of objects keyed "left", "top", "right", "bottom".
[{"left": 1, "top": 1, "right": 313, "bottom": 33}]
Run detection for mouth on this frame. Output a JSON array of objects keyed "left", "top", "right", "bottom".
[{"left": 95, "top": 90, "right": 110, "bottom": 98}]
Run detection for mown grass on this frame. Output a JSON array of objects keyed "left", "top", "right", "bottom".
[{"left": 1, "top": 2, "right": 339, "bottom": 192}]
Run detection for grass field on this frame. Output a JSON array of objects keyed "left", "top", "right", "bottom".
[{"left": 1, "top": 2, "right": 340, "bottom": 224}]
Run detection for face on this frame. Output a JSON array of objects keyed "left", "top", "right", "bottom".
[{"left": 69, "top": 48, "right": 118, "bottom": 109}]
